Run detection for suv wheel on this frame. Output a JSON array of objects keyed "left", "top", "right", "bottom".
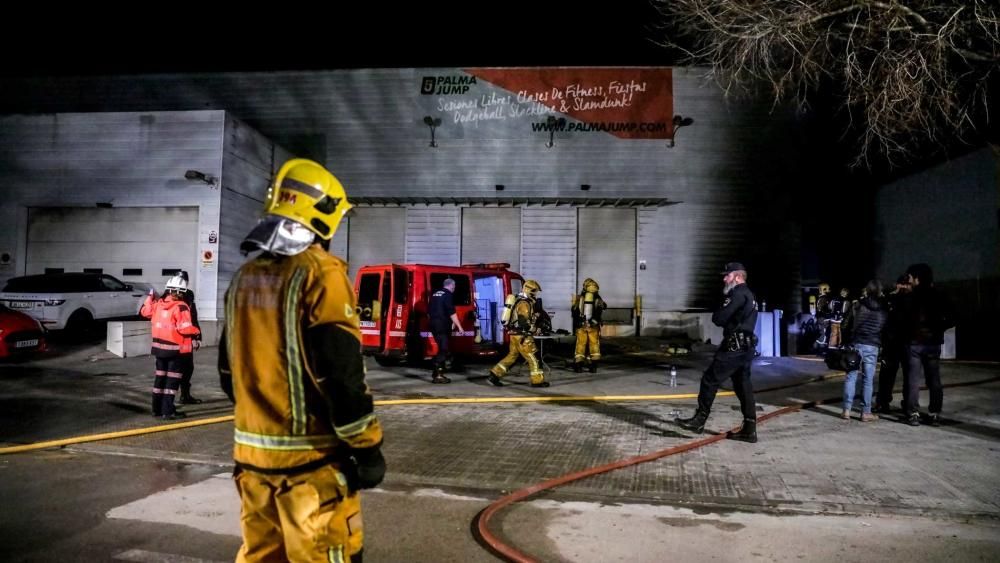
[{"left": 66, "top": 309, "right": 95, "bottom": 338}]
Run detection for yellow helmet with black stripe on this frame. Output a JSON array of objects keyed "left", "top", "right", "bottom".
[{"left": 265, "top": 159, "right": 352, "bottom": 241}]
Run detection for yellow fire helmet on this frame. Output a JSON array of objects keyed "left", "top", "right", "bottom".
[
  {"left": 818, "top": 283, "right": 831, "bottom": 296},
  {"left": 523, "top": 279, "right": 542, "bottom": 296},
  {"left": 583, "top": 278, "right": 599, "bottom": 292},
  {"left": 265, "top": 158, "right": 352, "bottom": 241}
]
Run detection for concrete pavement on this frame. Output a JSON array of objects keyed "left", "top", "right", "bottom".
[{"left": 1, "top": 336, "right": 998, "bottom": 561}]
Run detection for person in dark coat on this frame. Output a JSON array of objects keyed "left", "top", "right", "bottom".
[
  {"left": 900, "top": 264, "right": 954, "bottom": 427},
  {"left": 841, "top": 280, "right": 888, "bottom": 421},
  {"left": 177, "top": 270, "right": 203, "bottom": 404},
  {"left": 874, "top": 275, "right": 911, "bottom": 413},
  {"left": 428, "top": 278, "right": 464, "bottom": 384},
  {"left": 677, "top": 262, "right": 760, "bottom": 443}
]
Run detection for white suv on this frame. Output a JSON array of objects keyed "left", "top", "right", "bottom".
[{"left": 0, "top": 273, "right": 147, "bottom": 331}]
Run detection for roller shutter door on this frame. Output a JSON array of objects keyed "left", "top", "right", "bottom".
[
  {"left": 347, "top": 208, "right": 406, "bottom": 282},
  {"left": 461, "top": 207, "right": 520, "bottom": 271},
  {"left": 577, "top": 208, "right": 636, "bottom": 308},
  {"left": 26, "top": 206, "right": 198, "bottom": 290}
]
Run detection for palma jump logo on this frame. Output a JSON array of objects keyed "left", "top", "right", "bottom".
[{"left": 420, "top": 75, "right": 478, "bottom": 95}]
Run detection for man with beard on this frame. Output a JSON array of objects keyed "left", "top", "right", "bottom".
[{"left": 677, "top": 262, "right": 759, "bottom": 443}]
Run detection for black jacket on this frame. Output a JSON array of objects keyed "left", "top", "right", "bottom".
[
  {"left": 428, "top": 289, "right": 455, "bottom": 333},
  {"left": 900, "top": 286, "right": 954, "bottom": 345},
  {"left": 183, "top": 290, "right": 201, "bottom": 341},
  {"left": 844, "top": 297, "right": 887, "bottom": 347},
  {"left": 713, "top": 283, "right": 757, "bottom": 337}
]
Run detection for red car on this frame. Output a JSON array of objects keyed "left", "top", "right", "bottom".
[{"left": 0, "top": 304, "right": 47, "bottom": 358}]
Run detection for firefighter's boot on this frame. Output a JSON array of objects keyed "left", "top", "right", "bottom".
[
  {"left": 573, "top": 361, "right": 583, "bottom": 373},
  {"left": 727, "top": 419, "right": 758, "bottom": 443},
  {"left": 432, "top": 367, "right": 451, "bottom": 384},
  {"left": 178, "top": 387, "right": 202, "bottom": 405},
  {"left": 677, "top": 409, "right": 709, "bottom": 433},
  {"left": 487, "top": 370, "right": 504, "bottom": 386},
  {"left": 588, "top": 361, "right": 598, "bottom": 374}
]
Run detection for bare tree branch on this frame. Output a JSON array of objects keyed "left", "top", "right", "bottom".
[{"left": 653, "top": 0, "right": 1000, "bottom": 167}]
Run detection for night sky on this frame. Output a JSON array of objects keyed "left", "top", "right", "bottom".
[{"left": 6, "top": 2, "right": 672, "bottom": 76}]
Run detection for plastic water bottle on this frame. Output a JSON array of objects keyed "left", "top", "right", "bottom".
[{"left": 669, "top": 365, "right": 678, "bottom": 387}]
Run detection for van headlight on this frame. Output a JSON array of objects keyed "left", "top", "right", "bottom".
[{"left": 44, "top": 299, "right": 66, "bottom": 306}]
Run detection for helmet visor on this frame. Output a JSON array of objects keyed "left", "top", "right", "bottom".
[{"left": 241, "top": 216, "right": 316, "bottom": 256}]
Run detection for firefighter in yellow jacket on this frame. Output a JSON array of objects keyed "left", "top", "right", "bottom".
[
  {"left": 572, "top": 278, "right": 606, "bottom": 373},
  {"left": 219, "top": 159, "right": 383, "bottom": 563},
  {"left": 488, "top": 279, "right": 549, "bottom": 388}
]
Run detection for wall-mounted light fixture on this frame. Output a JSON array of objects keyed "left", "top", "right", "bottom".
[
  {"left": 545, "top": 116, "right": 567, "bottom": 148},
  {"left": 185, "top": 170, "right": 218, "bottom": 187},
  {"left": 423, "top": 116, "right": 442, "bottom": 147},
  {"left": 667, "top": 115, "right": 695, "bottom": 148},
  {"left": 580, "top": 184, "right": 591, "bottom": 191},
  {"left": 495, "top": 184, "right": 505, "bottom": 191}
]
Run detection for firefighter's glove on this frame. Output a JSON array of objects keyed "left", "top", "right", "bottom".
[{"left": 346, "top": 446, "right": 386, "bottom": 493}]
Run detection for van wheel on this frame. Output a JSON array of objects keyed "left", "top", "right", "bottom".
[
  {"left": 373, "top": 356, "right": 400, "bottom": 367},
  {"left": 66, "top": 310, "right": 95, "bottom": 338}
]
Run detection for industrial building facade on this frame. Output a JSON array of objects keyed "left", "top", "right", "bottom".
[{"left": 0, "top": 67, "right": 806, "bottom": 337}]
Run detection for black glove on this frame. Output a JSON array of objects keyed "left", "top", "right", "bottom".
[{"left": 345, "top": 446, "right": 386, "bottom": 493}]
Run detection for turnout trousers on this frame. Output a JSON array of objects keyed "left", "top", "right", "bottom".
[{"left": 234, "top": 465, "right": 364, "bottom": 563}]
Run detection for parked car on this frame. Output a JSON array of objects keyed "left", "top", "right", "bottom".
[
  {"left": 0, "top": 304, "right": 47, "bottom": 358},
  {"left": 0, "top": 273, "right": 147, "bottom": 331}
]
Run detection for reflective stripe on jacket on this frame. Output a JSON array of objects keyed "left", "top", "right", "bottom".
[
  {"left": 222, "top": 246, "right": 382, "bottom": 472},
  {"left": 141, "top": 296, "right": 200, "bottom": 355}
]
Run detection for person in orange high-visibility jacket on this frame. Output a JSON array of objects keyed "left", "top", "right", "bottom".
[
  {"left": 219, "top": 158, "right": 384, "bottom": 563},
  {"left": 140, "top": 276, "right": 201, "bottom": 420}
]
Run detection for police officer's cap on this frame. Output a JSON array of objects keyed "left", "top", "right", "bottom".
[{"left": 721, "top": 262, "right": 747, "bottom": 274}]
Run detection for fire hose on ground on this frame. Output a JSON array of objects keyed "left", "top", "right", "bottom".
[{"left": 471, "top": 373, "right": 1000, "bottom": 563}]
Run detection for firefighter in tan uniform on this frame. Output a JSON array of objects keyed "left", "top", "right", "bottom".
[
  {"left": 488, "top": 279, "right": 550, "bottom": 388},
  {"left": 572, "top": 278, "right": 606, "bottom": 373},
  {"left": 219, "top": 159, "right": 384, "bottom": 563}
]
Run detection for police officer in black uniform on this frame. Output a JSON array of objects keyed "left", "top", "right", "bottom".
[
  {"left": 677, "top": 262, "right": 760, "bottom": 443},
  {"left": 428, "top": 278, "right": 464, "bottom": 384}
]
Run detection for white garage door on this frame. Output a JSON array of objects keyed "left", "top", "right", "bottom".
[{"left": 26, "top": 207, "right": 199, "bottom": 291}]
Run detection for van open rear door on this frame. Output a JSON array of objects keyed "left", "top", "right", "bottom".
[
  {"left": 356, "top": 268, "right": 387, "bottom": 355},
  {"left": 383, "top": 265, "right": 411, "bottom": 357}
]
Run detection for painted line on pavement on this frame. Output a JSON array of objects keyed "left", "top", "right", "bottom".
[
  {"left": 5, "top": 371, "right": 850, "bottom": 455},
  {"left": 0, "top": 415, "right": 234, "bottom": 455}
]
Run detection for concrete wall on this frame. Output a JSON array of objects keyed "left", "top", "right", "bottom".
[{"left": 217, "top": 114, "right": 292, "bottom": 321}]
